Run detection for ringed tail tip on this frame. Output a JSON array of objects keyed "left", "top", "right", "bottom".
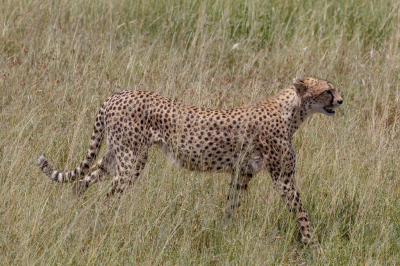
[{"left": 38, "top": 155, "right": 47, "bottom": 171}]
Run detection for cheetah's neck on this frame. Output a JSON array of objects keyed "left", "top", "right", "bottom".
[{"left": 273, "top": 86, "right": 314, "bottom": 138}]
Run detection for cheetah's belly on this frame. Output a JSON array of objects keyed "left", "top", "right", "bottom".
[{"left": 154, "top": 137, "right": 265, "bottom": 173}]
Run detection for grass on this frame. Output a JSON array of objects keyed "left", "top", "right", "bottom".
[{"left": 1, "top": 0, "right": 400, "bottom": 264}]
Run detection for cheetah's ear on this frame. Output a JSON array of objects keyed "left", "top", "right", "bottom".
[
  {"left": 293, "top": 77, "right": 308, "bottom": 96},
  {"left": 293, "top": 77, "right": 304, "bottom": 84}
]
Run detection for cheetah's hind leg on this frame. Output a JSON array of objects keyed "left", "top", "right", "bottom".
[
  {"left": 106, "top": 148, "right": 148, "bottom": 198},
  {"left": 72, "top": 151, "right": 116, "bottom": 195}
]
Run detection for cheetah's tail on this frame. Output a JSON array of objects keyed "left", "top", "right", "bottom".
[{"left": 37, "top": 104, "right": 107, "bottom": 183}]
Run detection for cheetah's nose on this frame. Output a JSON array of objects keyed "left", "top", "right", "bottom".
[{"left": 337, "top": 99, "right": 343, "bottom": 105}]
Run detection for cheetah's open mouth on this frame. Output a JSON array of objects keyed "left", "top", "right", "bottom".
[{"left": 323, "top": 107, "right": 335, "bottom": 115}]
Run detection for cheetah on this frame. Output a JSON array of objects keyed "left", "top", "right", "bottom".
[{"left": 38, "top": 77, "right": 343, "bottom": 244}]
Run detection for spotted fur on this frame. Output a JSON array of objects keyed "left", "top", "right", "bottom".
[{"left": 38, "top": 77, "right": 343, "bottom": 244}]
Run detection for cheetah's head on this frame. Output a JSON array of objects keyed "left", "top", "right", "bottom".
[{"left": 293, "top": 77, "right": 343, "bottom": 116}]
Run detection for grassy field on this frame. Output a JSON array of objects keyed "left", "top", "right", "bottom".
[{"left": 1, "top": 0, "right": 400, "bottom": 264}]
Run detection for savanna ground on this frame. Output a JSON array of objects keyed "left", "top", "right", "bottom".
[{"left": 1, "top": 0, "right": 400, "bottom": 264}]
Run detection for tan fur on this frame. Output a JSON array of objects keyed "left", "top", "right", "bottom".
[{"left": 38, "top": 77, "right": 343, "bottom": 244}]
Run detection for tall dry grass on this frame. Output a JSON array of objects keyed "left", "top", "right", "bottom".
[{"left": 1, "top": 0, "right": 400, "bottom": 264}]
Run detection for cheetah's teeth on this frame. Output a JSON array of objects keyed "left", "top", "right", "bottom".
[{"left": 323, "top": 107, "right": 335, "bottom": 114}]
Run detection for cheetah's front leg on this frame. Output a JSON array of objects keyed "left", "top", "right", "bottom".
[
  {"left": 225, "top": 172, "right": 253, "bottom": 218},
  {"left": 272, "top": 179, "right": 312, "bottom": 244},
  {"left": 266, "top": 146, "right": 312, "bottom": 244}
]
